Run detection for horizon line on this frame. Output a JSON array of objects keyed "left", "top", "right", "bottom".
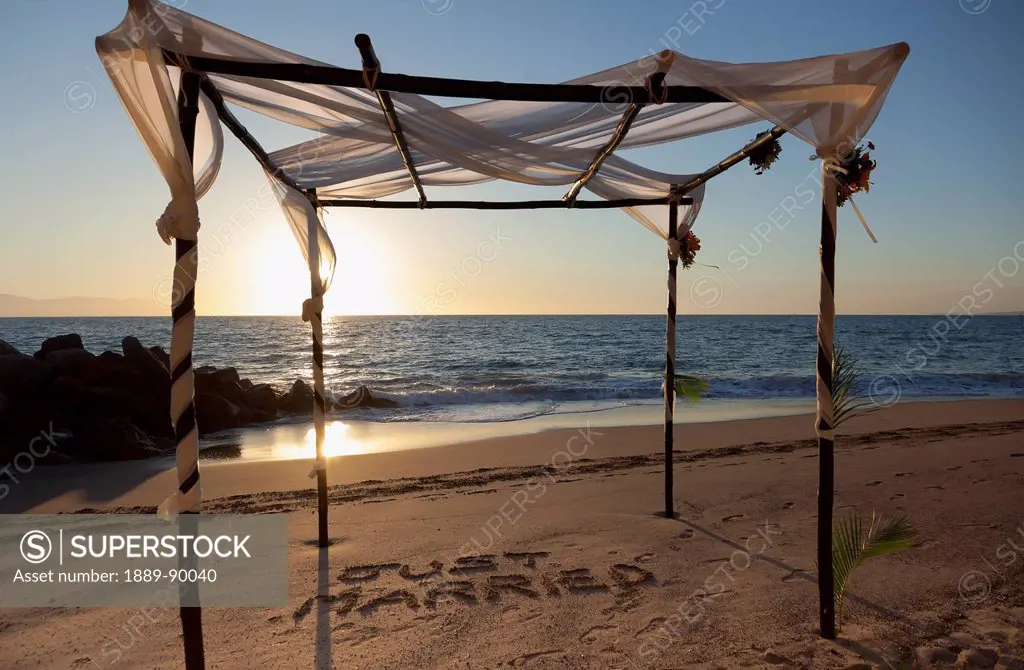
[{"left": 1, "top": 312, "right": 1021, "bottom": 319}]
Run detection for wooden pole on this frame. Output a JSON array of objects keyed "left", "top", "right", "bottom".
[
  {"left": 563, "top": 52, "right": 674, "bottom": 204},
  {"left": 163, "top": 48, "right": 734, "bottom": 103},
  {"left": 677, "top": 125, "right": 788, "bottom": 195},
  {"left": 198, "top": 76, "right": 301, "bottom": 192},
  {"left": 307, "top": 213, "right": 330, "bottom": 548},
  {"left": 354, "top": 34, "right": 427, "bottom": 206},
  {"left": 175, "top": 69, "right": 206, "bottom": 670},
  {"left": 315, "top": 196, "right": 689, "bottom": 210},
  {"left": 816, "top": 61, "right": 847, "bottom": 641},
  {"left": 663, "top": 194, "right": 679, "bottom": 519}
]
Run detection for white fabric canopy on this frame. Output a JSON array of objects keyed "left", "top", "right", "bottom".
[{"left": 96, "top": 0, "right": 908, "bottom": 251}]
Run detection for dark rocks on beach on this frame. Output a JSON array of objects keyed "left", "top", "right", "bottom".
[
  {"left": 36, "top": 333, "right": 84, "bottom": 359},
  {"left": 279, "top": 379, "right": 314, "bottom": 414},
  {"left": 0, "top": 332, "right": 396, "bottom": 465},
  {"left": 334, "top": 384, "right": 399, "bottom": 409}
]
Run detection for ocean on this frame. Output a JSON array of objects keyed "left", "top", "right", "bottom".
[{"left": 2, "top": 315, "right": 1021, "bottom": 426}]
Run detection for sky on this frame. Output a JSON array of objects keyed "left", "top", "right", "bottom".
[{"left": 0, "top": 0, "right": 1022, "bottom": 317}]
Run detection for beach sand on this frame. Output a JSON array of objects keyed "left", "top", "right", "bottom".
[{"left": 1, "top": 398, "right": 1022, "bottom": 668}]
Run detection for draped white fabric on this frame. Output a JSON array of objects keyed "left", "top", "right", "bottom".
[
  {"left": 264, "top": 172, "right": 337, "bottom": 296},
  {"left": 95, "top": 0, "right": 908, "bottom": 244}
]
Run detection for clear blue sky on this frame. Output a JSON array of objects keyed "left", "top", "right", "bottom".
[{"left": 1, "top": 0, "right": 1022, "bottom": 315}]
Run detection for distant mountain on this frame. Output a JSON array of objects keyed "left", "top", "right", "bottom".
[{"left": 0, "top": 294, "right": 161, "bottom": 317}]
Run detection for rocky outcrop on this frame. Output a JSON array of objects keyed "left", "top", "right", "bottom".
[{"left": 0, "top": 333, "right": 396, "bottom": 465}]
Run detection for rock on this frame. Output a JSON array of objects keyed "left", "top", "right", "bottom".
[
  {"left": 52, "top": 377, "right": 166, "bottom": 436},
  {"left": 915, "top": 646, "right": 958, "bottom": 667},
  {"left": 333, "top": 385, "right": 398, "bottom": 410},
  {"left": 195, "top": 392, "right": 245, "bottom": 434},
  {"left": 0, "top": 340, "right": 21, "bottom": 356},
  {"left": 148, "top": 346, "right": 170, "bottom": 369},
  {"left": 245, "top": 384, "right": 278, "bottom": 420},
  {"left": 46, "top": 348, "right": 95, "bottom": 377},
  {"left": 195, "top": 368, "right": 246, "bottom": 406},
  {"left": 0, "top": 352, "right": 53, "bottom": 395},
  {"left": 958, "top": 648, "right": 999, "bottom": 668},
  {"left": 239, "top": 378, "right": 254, "bottom": 391},
  {"left": 79, "top": 352, "right": 147, "bottom": 393},
  {"left": 72, "top": 418, "right": 163, "bottom": 462},
  {"left": 123, "top": 336, "right": 169, "bottom": 377},
  {"left": 36, "top": 333, "right": 84, "bottom": 359},
  {"left": 279, "top": 379, "right": 314, "bottom": 414}
]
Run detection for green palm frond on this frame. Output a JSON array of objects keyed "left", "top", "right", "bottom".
[
  {"left": 831, "top": 345, "right": 877, "bottom": 428},
  {"left": 832, "top": 511, "right": 916, "bottom": 627},
  {"left": 673, "top": 374, "right": 709, "bottom": 404}
]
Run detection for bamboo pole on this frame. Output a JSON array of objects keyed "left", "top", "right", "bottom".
[
  {"left": 163, "top": 48, "right": 733, "bottom": 103},
  {"left": 355, "top": 34, "right": 427, "bottom": 206},
  {"left": 815, "top": 60, "right": 847, "bottom": 641},
  {"left": 174, "top": 69, "right": 206, "bottom": 670},
  {"left": 564, "top": 51, "right": 674, "bottom": 204},
  {"left": 663, "top": 193, "right": 679, "bottom": 518},
  {"left": 307, "top": 217, "right": 329, "bottom": 548},
  {"left": 315, "top": 196, "right": 689, "bottom": 209}
]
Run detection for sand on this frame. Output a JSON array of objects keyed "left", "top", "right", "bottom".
[{"left": 1, "top": 398, "right": 1022, "bottom": 668}]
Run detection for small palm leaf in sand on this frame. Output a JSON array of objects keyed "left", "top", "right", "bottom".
[
  {"left": 832, "top": 511, "right": 916, "bottom": 627},
  {"left": 673, "top": 374, "right": 709, "bottom": 405},
  {"left": 831, "top": 345, "right": 877, "bottom": 428}
]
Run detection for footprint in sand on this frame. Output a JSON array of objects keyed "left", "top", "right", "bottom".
[
  {"left": 635, "top": 617, "right": 668, "bottom": 637},
  {"left": 891, "top": 493, "right": 905, "bottom": 500},
  {"left": 579, "top": 624, "right": 618, "bottom": 644},
  {"left": 1011, "top": 453, "right": 1024, "bottom": 458},
  {"left": 721, "top": 514, "right": 745, "bottom": 523},
  {"left": 865, "top": 480, "right": 883, "bottom": 487},
  {"left": 678, "top": 529, "right": 695, "bottom": 539},
  {"left": 782, "top": 502, "right": 795, "bottom": 509},
  {"left": 894, "top": 472, "right": 915, "bottom": 478},
  {"left": 947, "top": 466, "right": 962, "bottom": 471},
  {"left": 925, "top": 485, "right": 944, "bottom": 491},
  {"left": 633, "top": 552, "right": 655, "bottom": 564}
]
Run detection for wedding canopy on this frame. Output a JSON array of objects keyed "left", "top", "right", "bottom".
[{"left": 96, "top": 1, "right": 908, "bottom": 662}]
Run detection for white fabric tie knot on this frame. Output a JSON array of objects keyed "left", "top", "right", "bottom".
[
  {"left": 820, "top": 156, "right": 878, "bottom": 244},
  {"left": 308, "top": 458, "right": 326, "bottom": 479},
  {"left": 302, "top": 296, "right": 324, "bottom": 322},
  {"left": 156, "top": 200, "right": 201, "bottom": 245},
  {"left": 667, "top": 237, "right": 681, "bottom": 261}
]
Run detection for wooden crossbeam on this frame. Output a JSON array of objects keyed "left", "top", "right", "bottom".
[
  {"left": 198, "top": 76, "right": 302, "bottom": 193},
  {"left": 564, "top": 52, "right": 675, "bottom": 204},
  {"left": 315, "top": 196, "right": 690, "bottom": 210},
  {"left": 677, "top": 125, "right": 789, "bottom": 195},
  {"left": 165, "top": 48, "right": 736, "bottom": 103},
  {"left": 355, "top": 34, "right": 426, "bottom": 206}
]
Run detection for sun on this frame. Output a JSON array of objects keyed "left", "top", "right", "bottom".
[
  {"left": 246, "top": 211, "right": 400, "bottom": 316},
  {"left": 320, "top": 210, "right": 401, "bottom": 316}
]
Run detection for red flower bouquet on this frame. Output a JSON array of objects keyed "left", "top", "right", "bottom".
[{"left": 835, "top": 142, "right": 876, "bottom": 207}]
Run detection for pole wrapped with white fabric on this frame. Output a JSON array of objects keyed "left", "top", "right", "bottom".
[
  {"left": 662, "top": 188, "right": 680, "bottom": 518},
  {"left": 170, "top": 68, "right": 206, "bottom": 670},
  {"left": 160, "top": 71, "right": 203, "bottom": 518}
]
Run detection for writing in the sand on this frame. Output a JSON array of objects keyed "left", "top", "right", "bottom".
[{"left": 295, "top": 552, "right": 655, "bottom": 621}]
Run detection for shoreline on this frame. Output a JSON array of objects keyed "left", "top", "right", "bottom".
[{"left": 5, "top": 397, "right": 1021, "bottom": 515}]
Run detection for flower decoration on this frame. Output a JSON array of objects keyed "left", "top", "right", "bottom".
[
  {"left": 747, "top": 130, "right": 783, "bottom": 175},
  {"left": 679, "top": 231, "right": 700, "bottom": 269},
  {"left": 835, "top": 142, "right": 876, "bottom": 207}
]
